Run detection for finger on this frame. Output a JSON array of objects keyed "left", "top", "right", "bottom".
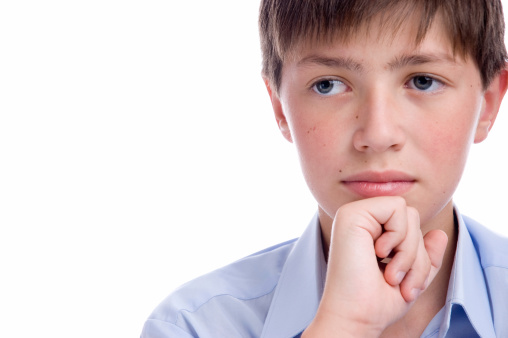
[
  {"left": 399, "top": 231, "right": 431, "bottom": 302},
  {"left": 373, "top": 199, "right": 408, "bottom": 259},
  {"left": 422, "top": 229, "right": 448, "bottom": 287},
  {"left": 341, "top": 196, "right": 408, "bottom": 242},
  {"left": 380, "top": 206, "right": 420, "bottom": 286},
  {"left": 399, "top": 229, "right": 448, "bottom": 302}
]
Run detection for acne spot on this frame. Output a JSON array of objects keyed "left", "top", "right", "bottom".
[
  {"left": 307, "top": 126, "right": 317, "bottom": 134},
  {"left": 339, "top": 170, "right": 342, "bottom": 173},
  {"left": 356, "top": 116, "right": 359, "bottom": 119}
]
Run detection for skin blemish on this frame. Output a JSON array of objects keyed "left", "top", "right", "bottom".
[{"left": 356, "top": 115, "right": 359, "bottom": 119}]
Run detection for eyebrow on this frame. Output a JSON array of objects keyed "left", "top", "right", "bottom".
[
  {"left": 387, "top": 53, "right": 457, "bottom": 70},
  {"left": 297, "top": 52, "right": 456, "bottom": 72},
  {"left": 297, "top": 55, "right": 364, "bottom": 72}
]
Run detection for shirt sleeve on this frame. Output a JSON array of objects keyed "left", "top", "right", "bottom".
[{"left": 141, "top": 319, "right": 195, "bottom": 338}]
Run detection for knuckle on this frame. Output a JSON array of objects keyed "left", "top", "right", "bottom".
[
  {"left": 406, "top": 206, "right": 420, "bottom": 223},
  {"left": 392, "top": 196, "right": 406, "bottom": 208},
  {"left": 335, "top": 202, "right": 355, "bottom": 217}
]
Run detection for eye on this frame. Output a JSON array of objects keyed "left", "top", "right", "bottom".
[
  {"left": 312, "top": 79, "right": 348, "bottom": 96},
  {"left": 406, "top": 75, "right": 444, "bottom": 92}
]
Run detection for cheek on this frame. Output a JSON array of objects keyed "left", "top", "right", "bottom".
[
  {"left": 427, "top": 123, "right": 471, "bottom": 160},
  {"left": 285, "top": 101, "right": 325, "bottom": 158},
  {"left": 288, "top": 114, "right": 346, "bottom": 184},
  {"left": 418, "top": 104, "right": 479, "bottom": 179},
  {"left": 285, "top": 94, "right": 354, "bottom": 152},
  {"left": 293, "top": 123, "right": 333, "bottom": 170}
]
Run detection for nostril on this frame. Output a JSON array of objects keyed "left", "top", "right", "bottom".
[{"left": 352, "top": 125, "right": 405, "bottom": 153}]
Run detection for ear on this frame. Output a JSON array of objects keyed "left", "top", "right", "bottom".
[
  {"left": 264, "top": 78, "right": 293, "bottom": 143},
  {"left": 474, "top": 66, "right": 508, "bottom": 143}
]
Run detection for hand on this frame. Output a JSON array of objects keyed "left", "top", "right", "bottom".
[{"left": 303, "top": 197, "right": 448, "bottom": 337}]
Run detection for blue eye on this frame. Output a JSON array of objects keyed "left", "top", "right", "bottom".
[
  {"left": 407, "top": 75, "right": 444, "bottom": 92},
  {"left": 312, "top": 79, "right": 348, "bottom": 96}
]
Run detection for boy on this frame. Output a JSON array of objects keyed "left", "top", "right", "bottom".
[{"left": 142, "top": 0, "right": 508, "bottom": 337}]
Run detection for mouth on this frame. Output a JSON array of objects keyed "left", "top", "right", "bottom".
[{"left": 342, "top": 171, "right": 416, "bottom": 198}]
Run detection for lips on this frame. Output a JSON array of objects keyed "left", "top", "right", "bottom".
[{"left": 342, "top": 171, "right": 415, "bottom": 198}]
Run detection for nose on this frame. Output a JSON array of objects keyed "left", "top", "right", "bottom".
[{"left": 352, "top": 91, "right": 406, "bottom": 153}]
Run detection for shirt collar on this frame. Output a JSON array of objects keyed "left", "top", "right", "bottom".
[
  {"left": 436, "top": 207, "right": 495, "bottom": 337},
  {"left": 260, "top": 209, "right": 496, "bottom": 337},
  {"left": 261, "top": 213, "right": 326, "bottom": 338}
]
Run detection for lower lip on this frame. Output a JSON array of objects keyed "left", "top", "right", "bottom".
[{"left": 342, "top": 181, "right": 414, "bottom": 198}]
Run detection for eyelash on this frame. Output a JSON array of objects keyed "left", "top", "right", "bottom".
[
  {"left": 405, "top": 74, "right": 445, "bottom": 93},
  {"left": 310, "top": 74, "right": 445, "bottom": 97},
  {"left": 310, "top": 78, "right": 349, "bottom": 96}
]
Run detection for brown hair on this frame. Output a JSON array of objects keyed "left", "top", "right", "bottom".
[{"left": 259, "top": 0, "right": 507, "bottom": 92}]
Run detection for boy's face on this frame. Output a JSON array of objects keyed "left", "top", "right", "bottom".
[{"left": 267, "top": 17, "right": 505, "bottom": 233}]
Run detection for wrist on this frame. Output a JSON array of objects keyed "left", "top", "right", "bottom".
[{"left": 302, "top": 312, "right": 382, "bottom": 338}]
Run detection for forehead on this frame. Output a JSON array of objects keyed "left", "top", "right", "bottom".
[
  {"left": 279, "top": 15, "right": 481, "bottom": 89},
  {"left": 285, "top": 10, "right": 463, "bottom": 66}
]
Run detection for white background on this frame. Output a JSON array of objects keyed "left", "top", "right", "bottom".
[{"left": 1, "top": 1, "right": 508, "bottom": 337}]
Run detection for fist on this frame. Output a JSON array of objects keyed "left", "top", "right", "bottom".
[{"left": 304, "top": 197, "right": 448, "bottom": 337}]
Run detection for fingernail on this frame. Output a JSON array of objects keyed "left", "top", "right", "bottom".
[{"left": 396, "top": 271, "right": 405, "bottom": 284}]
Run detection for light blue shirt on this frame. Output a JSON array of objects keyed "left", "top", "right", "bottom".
[{"left": 141, "top": 209, "right": 508, "bottom": 337}]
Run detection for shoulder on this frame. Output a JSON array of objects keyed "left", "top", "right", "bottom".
[{"left": 141, "top": 238, "right": 298, "bottom": 337}]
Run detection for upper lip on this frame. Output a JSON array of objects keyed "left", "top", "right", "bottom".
[{"left": 342, "top": 171, "right": 416, "bottom": 183}]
